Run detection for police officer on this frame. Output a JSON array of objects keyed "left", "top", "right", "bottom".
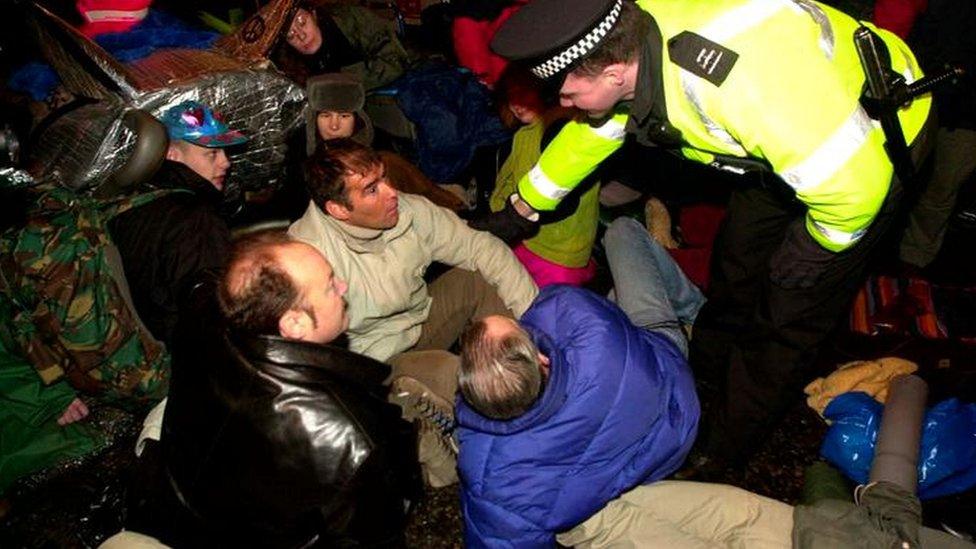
[{"left": 474, "top": 0, "right": 934, "bottom": 471}]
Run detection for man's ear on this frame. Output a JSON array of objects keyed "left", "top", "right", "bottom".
[
  {"left": 602, "top": 63, "right": 627, "bottom": 87},
  {"left": 165, "top": 144, "right": 181, "bottom": 162},
  {"left": 279, "top": 309, "right": 311, "bottom": 340},
  {"left": 324, "top": 199, "right": 351, "bottom": 221}
]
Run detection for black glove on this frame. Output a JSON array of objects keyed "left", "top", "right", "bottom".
[
  {"left": 768, "top": 219, "right": 837, "bottom": 290},
  {"left": 468, "top": 197, "right": 539, "bottom": 244}
]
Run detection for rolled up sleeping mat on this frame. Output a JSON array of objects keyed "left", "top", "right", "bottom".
[
  {"left": 97, "top": 109, "right": 168, "bottom": 199},
  {"left": 869, "top": 374, "right": 928, "bottom": 492}
]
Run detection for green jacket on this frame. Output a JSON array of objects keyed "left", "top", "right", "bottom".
[
  {"left": 0, "top": 186, "right": 170, "bottom": 406},
  {"left": 491, "top": 120, "right": 599, "bottom": 268},
  {"left": 517, "top": 0, "right": 932, "bottom": 252},
  {"left": 328, "top": 4, "right": 412, "bottom": 90}
]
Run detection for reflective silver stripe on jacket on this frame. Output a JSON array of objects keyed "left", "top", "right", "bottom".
[
  {"left": 813, "top": 219, "right": 867, "bottom": 245},
  {"left": 528, "top": 165, "right": 569, "bottom": 200},
  {"left": 589, "top": 117, "right": 627, "bottom": 141},
  {"left": 781, "top": 106, "right": 877, "bottom": 191}
]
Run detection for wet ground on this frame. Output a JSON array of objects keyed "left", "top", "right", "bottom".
[
  {"left": 3, "top": 328, "right": 973, "bottom": 548},
  {"left": 5, "top": 208, "right": 976, "bottom": 547},
  {"left": 3, "top": 0, "right": 974, "bottom": 544}
]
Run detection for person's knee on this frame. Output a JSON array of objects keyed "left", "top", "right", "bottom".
[
  {"left": 604, "top": 217, "right": 644, "bottom": 251},
  {"left": 456, "top": 269, "right": 507, "bottom": 308}
]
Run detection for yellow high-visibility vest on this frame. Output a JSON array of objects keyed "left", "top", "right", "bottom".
[{"left": 518, "top": 0, "right": 932, "bottom": 251}]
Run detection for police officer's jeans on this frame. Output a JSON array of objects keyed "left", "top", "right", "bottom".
[{"left": 691, "top": 174, "right": 904, "bottom": 467}]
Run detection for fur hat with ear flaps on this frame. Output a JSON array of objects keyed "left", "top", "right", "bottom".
[{"left": 305, "top": 73, "right": 374, "bottom": 155}]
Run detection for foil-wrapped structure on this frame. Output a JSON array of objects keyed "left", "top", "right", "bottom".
[{"left": 27, "top": 0, "right": 304, "bottom": 197}]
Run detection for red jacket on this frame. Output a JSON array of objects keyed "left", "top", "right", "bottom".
[
  {"left": 452, "top": 1, "right": 527, "bottom": 88},
  {"left": 873, "top": 0, "right": 927, "bottom": 38}
]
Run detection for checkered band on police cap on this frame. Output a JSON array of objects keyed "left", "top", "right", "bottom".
[{"left": 531, "top": 0, "right": 623, "bottom": 79}]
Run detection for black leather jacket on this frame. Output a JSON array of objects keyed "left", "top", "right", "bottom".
[{"left": 148, "top": 280, "right": 420, "bottom": 547}]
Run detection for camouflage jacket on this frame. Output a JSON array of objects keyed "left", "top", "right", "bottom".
[{"left": 0, "top": 184, "right": 175, "bottom": 406}]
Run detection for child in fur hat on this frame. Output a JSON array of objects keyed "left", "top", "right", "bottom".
[{"left": 306, "top": 73, "right": 465, "bottom": 211}]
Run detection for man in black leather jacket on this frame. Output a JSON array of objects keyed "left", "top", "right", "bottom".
[{"left": 128, "top": 230, "right": 421, "bottom": 547}]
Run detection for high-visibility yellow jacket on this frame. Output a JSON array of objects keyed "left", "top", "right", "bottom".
[{"left": 517, "top": 0, "right": 932, "bottom": 251}]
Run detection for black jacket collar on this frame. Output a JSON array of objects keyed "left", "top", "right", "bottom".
[
  {"left": 148, "top": 160, "right": 224, "bottom": 207},
  {"left": 626, "top": 16, "right": 685, "bottom": 149},
  {"left": 233, "top": 333, "right": 391, "bottom": 390}
]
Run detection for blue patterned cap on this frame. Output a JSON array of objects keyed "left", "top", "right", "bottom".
[{"left": 160, "top": 100, "right": 247, "bottom": 148}]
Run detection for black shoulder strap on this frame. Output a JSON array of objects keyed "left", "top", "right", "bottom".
[{"left": 667, "top": 31, "right": 739, "bottom": 87}]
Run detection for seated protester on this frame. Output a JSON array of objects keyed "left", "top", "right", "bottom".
[
  {"left": 306, "top": 73, "right": 466, "bottom": 212},
  {"left": 109, "top": 100, "right": 243, "bottom": 344},
  {"left": 489, "top": 68, "right": 599, "bottom": 287},
  {"left": 129, "top": 230, "right": 420, "bottom": 547},
  {"left": 276, "top": 1, "right": 412, "bottom": 89},
  {"left": 455, "top": 216, "right": 702, "bottom": 548},
  {"left": 289, "top": 139, "right": 538, "bottom": 366}
]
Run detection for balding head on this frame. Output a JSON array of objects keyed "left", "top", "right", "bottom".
[
  {"left": 459, "top": 316, "right": 550, "bottom": 420},
  {"left": 219, "top": 230, "right": 348, "bottom": 343}
]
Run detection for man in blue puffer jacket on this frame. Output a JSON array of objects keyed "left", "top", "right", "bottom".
[{"left": 456, "top": 217, "right": 702, "bottom": 547}]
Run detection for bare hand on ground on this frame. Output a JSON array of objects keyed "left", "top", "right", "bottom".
[{"left": 57, "top": 397, "right": 90, "bottom": 426}]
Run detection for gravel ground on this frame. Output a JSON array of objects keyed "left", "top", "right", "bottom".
[
  {"left": 7, "top": 330, "right": 974, "bottom": 547},
  {"left": 0, "top": 373, "right": 828, "bottom": 548}
]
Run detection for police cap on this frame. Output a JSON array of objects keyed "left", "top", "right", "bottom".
[{"left": 491, "top": 0, "right": 623, "bottom": 80}]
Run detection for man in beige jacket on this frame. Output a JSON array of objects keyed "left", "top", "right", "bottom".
[{"left": 289, "top": 138, "right": 538, "bottom": 374}]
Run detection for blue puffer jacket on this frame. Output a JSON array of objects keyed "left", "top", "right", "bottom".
[{"left": 456, "top": 286, "right": 700, "bottom": 548}]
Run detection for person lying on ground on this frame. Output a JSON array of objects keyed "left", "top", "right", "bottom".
[{"left": 455, "top": 216, "right": 702, "bottom": 548}]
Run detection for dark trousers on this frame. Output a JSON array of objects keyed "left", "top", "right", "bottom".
[
  {"left": 690, "top": 176, "right": 903, "bottom": 465},
  {"left": 692, "top": 107, "right": 935, "bottom": 466}
]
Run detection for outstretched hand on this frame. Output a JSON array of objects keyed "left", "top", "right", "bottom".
[{"left": 468, "top": 197, "right": 539, "bottom": 245}]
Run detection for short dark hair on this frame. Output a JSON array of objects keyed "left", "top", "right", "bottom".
[
  {"left": 304, "top": 138, "right": 382, "bottom": 211},
  {"left": 574, "top": 1, "right": 650, "bottom": 77},
  {"left": 459, "top": 319, "right": 542, "bottom": 420},
  {"left": 218, "top": 230, "right": 304, "bottom": 336}
]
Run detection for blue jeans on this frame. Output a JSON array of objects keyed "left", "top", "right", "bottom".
[{"left": 603, "top": 217, "right": 705, "bottom": 357}]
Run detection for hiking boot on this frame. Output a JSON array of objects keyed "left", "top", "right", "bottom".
[
  {"left": 390, "top": 376, "right": 459, "bottom": 488},
  {"left": 644, "top": 197, "right": 679, "bottom": 249},
  {"left": 415, "top": 419, "right": 459, "bottom": 488}
]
